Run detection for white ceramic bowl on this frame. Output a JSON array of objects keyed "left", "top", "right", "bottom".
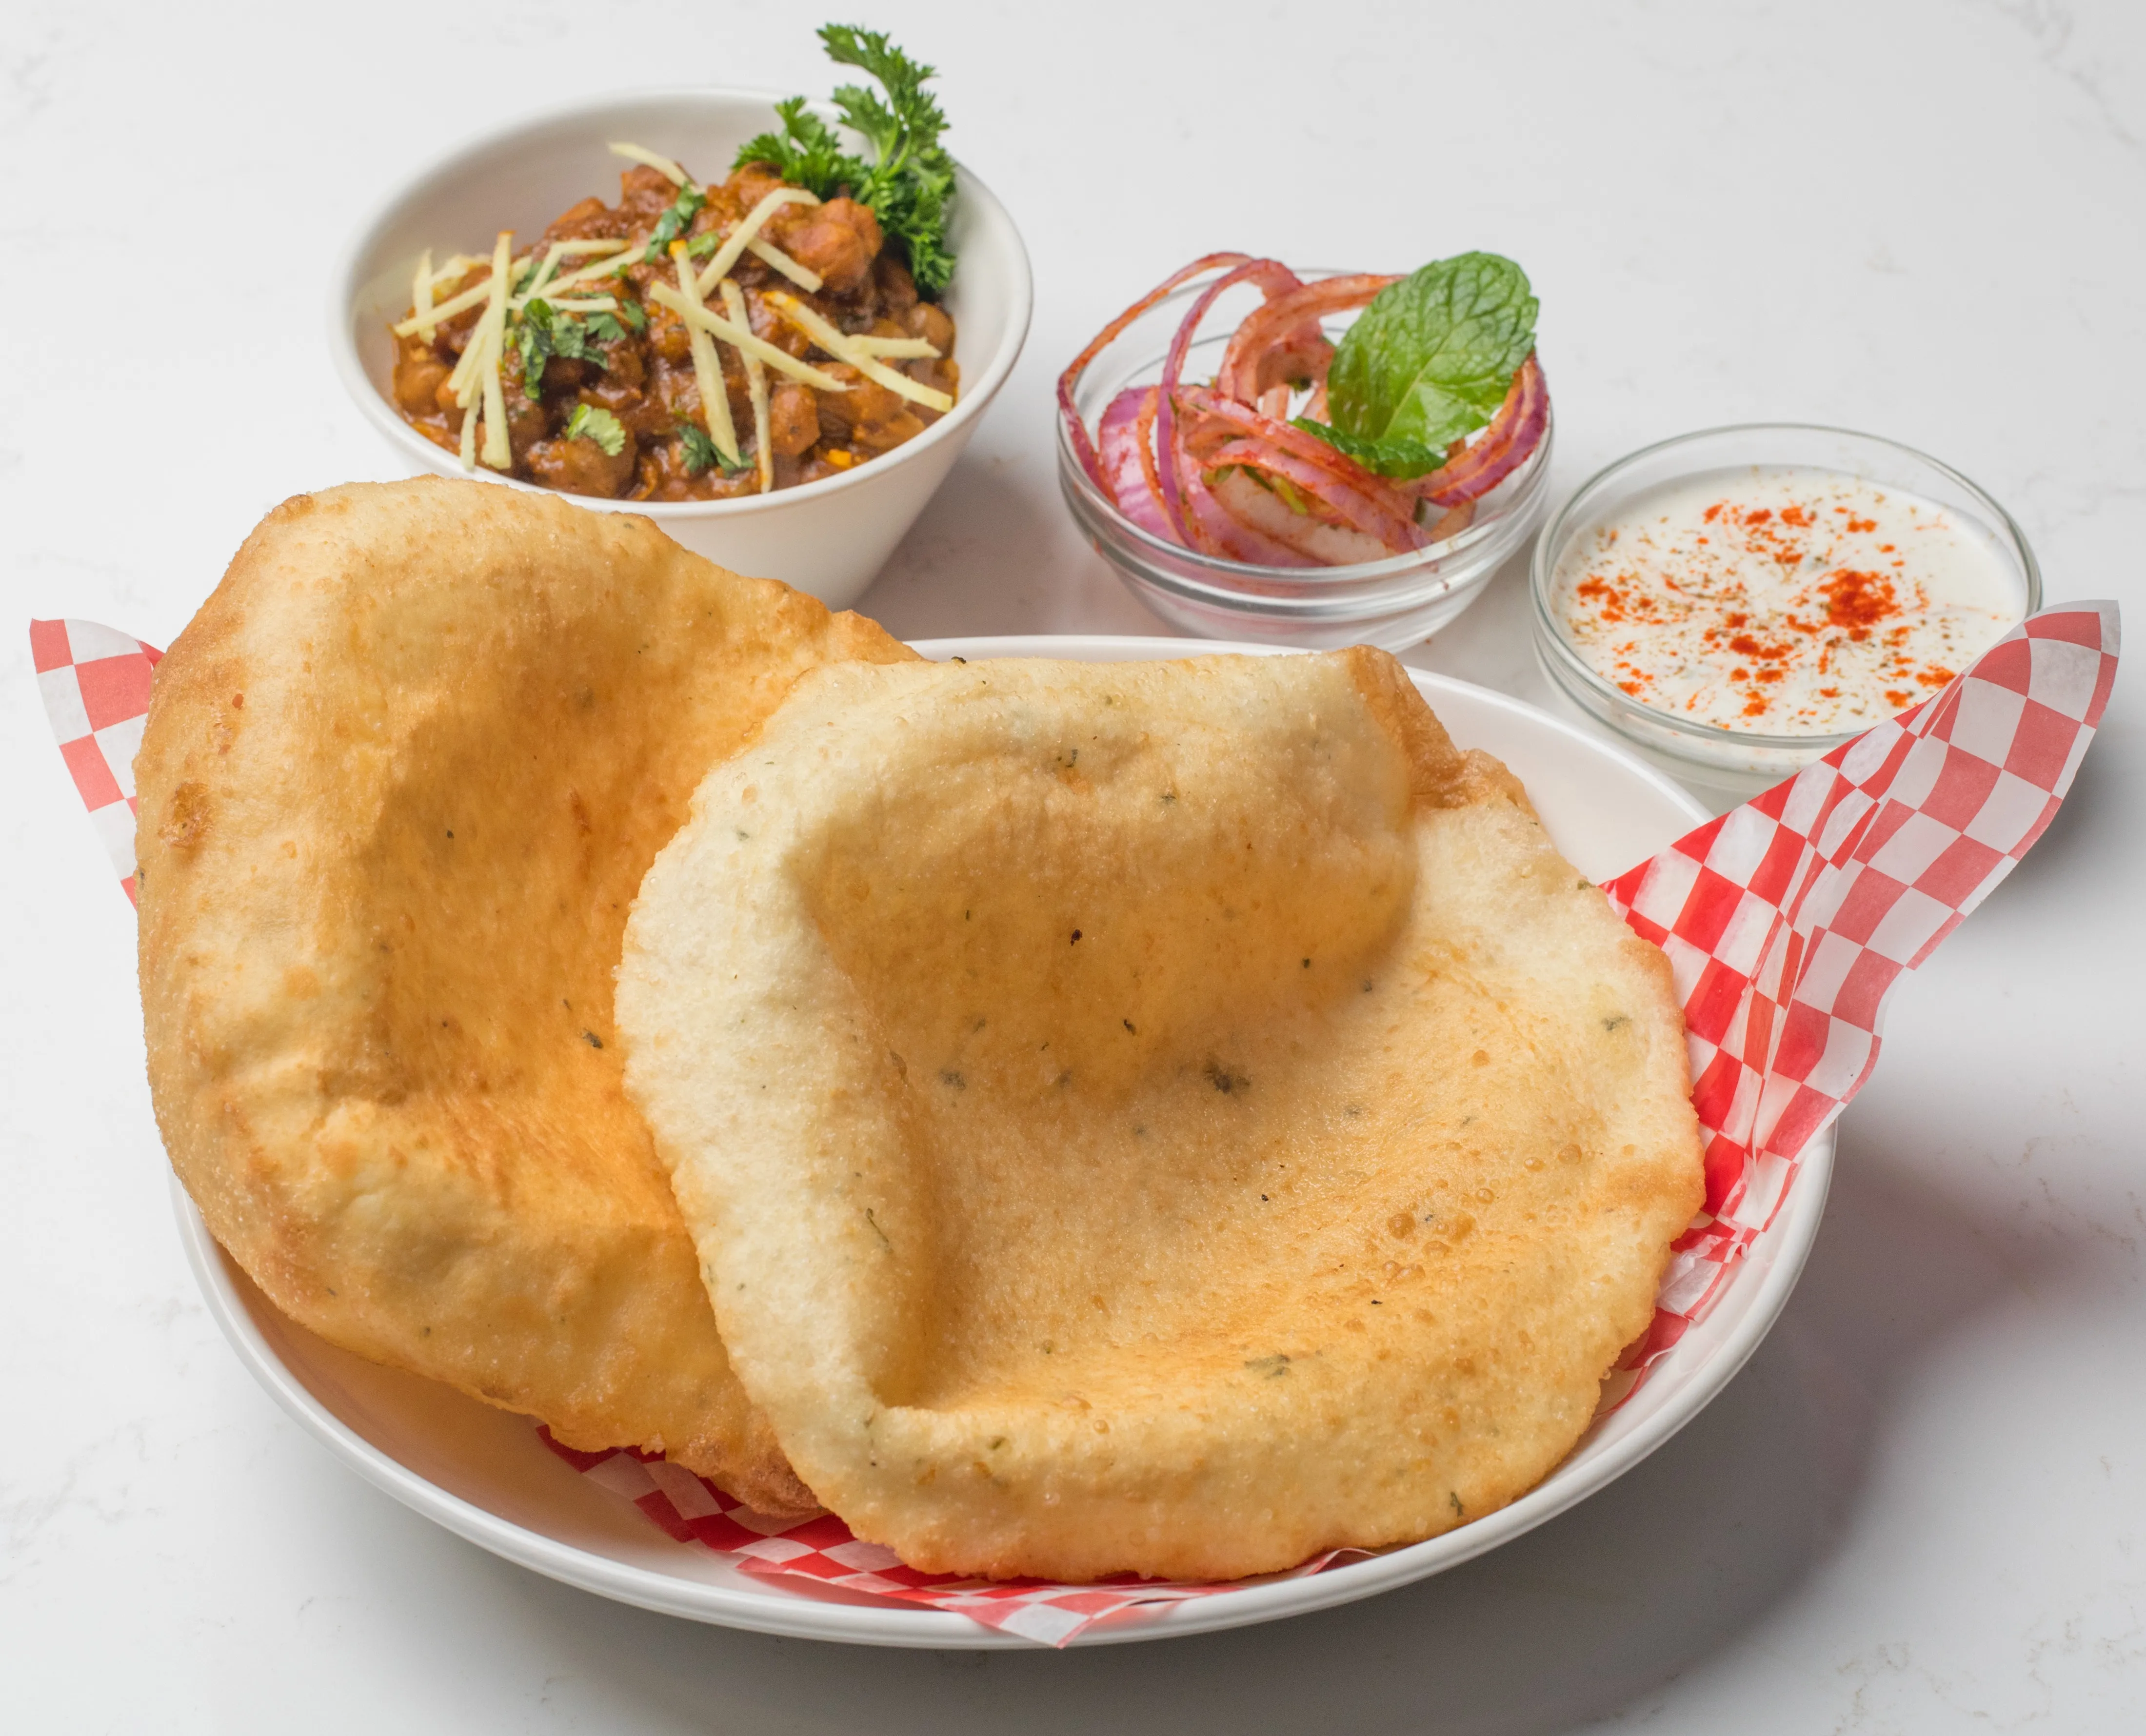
[
  {"left": 175, "top": 636, "right": 1835, "bottom": 1648},
  {"left": 330, "top": 90, "right": 1033, "bottom": 611}
]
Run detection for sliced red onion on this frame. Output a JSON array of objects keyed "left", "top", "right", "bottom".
[
  {"left": 1182, "top": 464, "right": 1319, "bottom": 566},
  {"left": 1207, "top": 468, "right": 1396, "bottom": 567},
  {"left": 1215, "top": 273, "right": 1397, "bottom": 405},
  {"left": 1202, "top": 437, "right": 1420, "bottom": 554},
  {"left": 1134, "top": 387, "right": 1166, "bottom": 513},
  {"left": 1065, "top": 256, "right": 1552, "bottom": 570},
  {"left": 1096, "top": 377, "right": 1307, "bottom": 562},
  {"left": 1175, "top": 386, "right": 1421, "bottom": 539},
  {"left": 1056, "top": 253, "right": 1254, "bottom": 488},
  {"left": 1153, "top": 259, "right": 1302, "bottom": 544},
  {"left": 1097, "top": 388, "right": 1170, "bottom": 536},
  {"left": 1161, "top": 377, "right": 1313, "bottom": 564},
  {"left": 1414, "top": 354, "right": 1549, "bottom": 507},
  {"left": 1422, "top": 498, "right": 1477, "bottom": 543}
]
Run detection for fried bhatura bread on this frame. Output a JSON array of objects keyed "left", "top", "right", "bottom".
[
  {"left": 136, "top": 477, "right": 914, "bottom": 1514},
  {"left": 618, "top": 649, "right": 1704, "bottom": 1579}
]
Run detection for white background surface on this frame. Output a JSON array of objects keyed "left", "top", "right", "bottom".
[{"left": 3, "top": 0, "right": 2141, "bottom": 1729}]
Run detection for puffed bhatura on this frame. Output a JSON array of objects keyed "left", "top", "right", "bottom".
[
  {"left": 136, "top": 477, "right": 913, "bottom": 1513},
  {"left": 618, "top": 650, "right": 1705, "bottom": 1581}
]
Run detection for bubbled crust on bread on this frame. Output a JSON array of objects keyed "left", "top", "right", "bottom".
[
  {"left": 136, "top": 477, "right": 912, "bottom": 1514},
  {"left": 619, "top": 649, "right": 1705, "bottom": 1580}
]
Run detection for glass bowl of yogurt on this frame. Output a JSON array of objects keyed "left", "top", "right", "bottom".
[{"left": 1530, "top": 424, "right": 2040, "bottom": 795}]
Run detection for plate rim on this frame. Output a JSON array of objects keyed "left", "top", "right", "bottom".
[{"left": 176, "top": 635, "right": 1836, "bottom": 1648}]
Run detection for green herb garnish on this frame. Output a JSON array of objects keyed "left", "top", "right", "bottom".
[
  {"left": 735, "top": 98, "right": 854, "bottom": 196},
  {"left": 1291, "top": 422, "right": 1453, "bottom": 480},
  {"left": 677, "top": 419, "right": 749, "bottom": 477},
  {"left": 1293, "top": 253, "right": 1537, "bottom": 479},
  {"left": 735, "top": 25, "right": 957, "bottom": 296},
  {"left": 514, "top": 299, "right": 616, "bottom": 398},
  {"left": 514, "top": 300, "right": 558, "bottom": 399},
  {"left": 677, "top": 420, "right": 721, "bottom": 475},
  {"left": 564, "top": 403, "right": 626, "bottom": 456},
  {"left": 643, "top": 183, "right": 707, "bottom": 263}
]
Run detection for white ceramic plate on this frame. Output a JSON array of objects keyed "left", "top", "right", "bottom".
[{"left": 176, "top": 636, "right": 1835, "bottom": 1648}]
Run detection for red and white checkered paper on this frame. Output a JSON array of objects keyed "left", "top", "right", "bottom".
[
  {"left": 29, "top": 619, "right": 163, "bottom": 903},
  {"left": 32, "top": 602, "right": 2118, "bottom": 1644},
  {"left": 1597, "top": 601, "right": 2118, "bottom": 1379}
]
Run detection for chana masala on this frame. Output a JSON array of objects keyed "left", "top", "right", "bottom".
[{"left": 389, "top": 144, "right": 957, "bottom": 501}]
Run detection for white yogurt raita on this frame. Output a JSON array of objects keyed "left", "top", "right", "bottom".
[{"left": 1550, "top": 467, "right": 2025, "bottom": 735}]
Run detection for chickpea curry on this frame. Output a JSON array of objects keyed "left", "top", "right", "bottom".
[{"left": 389, "top": 146, "right": 957, "bottom": 501}]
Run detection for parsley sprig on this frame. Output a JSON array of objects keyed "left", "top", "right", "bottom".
[{"left": 734, "top": 25, "right": 957, "bottom": 296}]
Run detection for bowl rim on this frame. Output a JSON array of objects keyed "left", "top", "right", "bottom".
[
  {"left": 327, "top": 84, "right": 1033, "bottom": 521},
  {"left": 1055, "top": 270, "right": 1552, "bottom": 587},
  {"left": 1528, "top": 420, "right": 2044, "bottom": 754}
]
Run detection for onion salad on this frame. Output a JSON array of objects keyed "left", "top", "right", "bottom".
[{"left": 1060, "top": 253, "right": 1549, "bottom": 569}]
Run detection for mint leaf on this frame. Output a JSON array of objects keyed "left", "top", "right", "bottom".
[
  {"left": 1291, "top": 420, "right": 1453, "bottom": 480},
  {"left": 564, "top": 403, "right": 626, "bottom": 456},
  {"left": 1325, "top": 254, "right": 1536, "bottom": 454}
]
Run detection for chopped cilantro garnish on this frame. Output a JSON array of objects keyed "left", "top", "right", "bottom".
[
  {"left": 677, "top": 419, "right": 750, "bottom": 477},
  {"left": 684, "top": 231, "right": 720, "bottom": 260},
  {"left": 643, "top": 184, "right": 707, "bottom": 263},
  {"left": 583, "top": 311, "right": 630, "bottom": 345},
  {"left": 513, "top": 299, "right": 614, "bottom": 398},
  {"left": 677, "top": 420, "right": 722, "bottom": 476},
  {"left": 614, "top": 298, "right": 647, "bottom": 333},
  {"left": 735, "top": 27, "right": 958, "bottom": 296},
  {"left": 514, "top": 302, "right": 554, "bottom": 399},
  {"left": 552, "top": 318, "right": 598, "bottom": 362},
  {"left": 564, "top": 403, "right": 626, "bottom": 456}
]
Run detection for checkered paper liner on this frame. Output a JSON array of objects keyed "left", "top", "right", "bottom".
[
  {"left": 32, "top": 602, "right": 2117, "bottom": 1644},
  {"left": 29, "top": 619, "right": 162, "bottom": 902},
  {"left": 1595, "top": 600, "right": 2118, "bottom": 1381}
]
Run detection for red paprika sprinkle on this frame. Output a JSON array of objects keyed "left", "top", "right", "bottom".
[{"left": 1553, "top": 469, "right": 2024, "bottom": 736}]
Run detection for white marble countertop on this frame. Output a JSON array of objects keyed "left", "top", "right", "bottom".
[{"left": 4, "top": 1, "right": 2142, "bottom": 1728}]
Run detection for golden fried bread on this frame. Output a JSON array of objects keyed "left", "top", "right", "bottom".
[
  {"left": 136, "top": 477, "right": 913, "bottom": 1513},
  {"left": 618, "top": 649, "right": 1703, "bottom": 1578}
]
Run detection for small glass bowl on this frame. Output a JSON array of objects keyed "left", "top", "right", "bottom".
[
  {"left": 1056, "top": 273, "right": 1554, "bottom": 651},
  {"left": 1530, "top": 424, "right": 2041, "bottom": 796}
]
